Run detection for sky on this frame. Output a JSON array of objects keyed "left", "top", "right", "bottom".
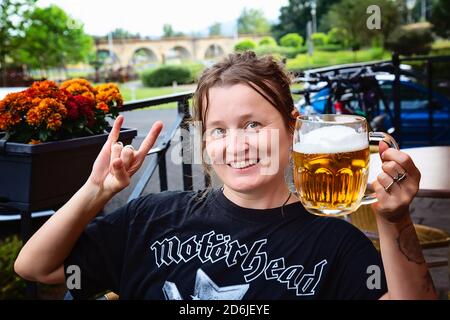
[{"left": 37, "top": 0, "right": 289, "bottom": 37}]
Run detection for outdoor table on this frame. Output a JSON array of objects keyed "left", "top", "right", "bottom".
[{"left": 369, "top": 146, "right": 450, "bottom": 198}]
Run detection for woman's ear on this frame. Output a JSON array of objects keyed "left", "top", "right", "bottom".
[{"left": 289, "top": 108, "right": 299, "bottom": 128}]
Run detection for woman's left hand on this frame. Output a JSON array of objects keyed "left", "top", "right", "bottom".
[{"left": 371, "top": 141, "right": 421, "bottom": 223}]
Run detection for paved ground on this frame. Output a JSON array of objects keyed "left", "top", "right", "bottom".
[
  {"left": 1, "top": 108, "right": 448, "bottom": 299},
  {"left": 0, "top": 87, "right": 26, "bottom": 99},
  {"left": 408, "top": 197, "right": 449, "bottom": 299}
]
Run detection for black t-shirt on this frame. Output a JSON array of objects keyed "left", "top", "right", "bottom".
[{"left": 64, "top": 188, "right": 387, "bottom": 300}]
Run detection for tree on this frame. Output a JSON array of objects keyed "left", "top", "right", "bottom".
[
  {"left": 431, "top": 0, "right": 450, "bottom": 38},
  {"left": 162, "top": 24, "right": 184, "bottom": 38},
  {"left": 209, "top": 22, "right": 222, "bottom": 36},
  {"left": 327, "top": 27, "right": 348, "bottom": 46},
  {"left": 273, "top": 0, "right": 340, "bottom": 39},
  {"left": 376, "top": 0, "right": 402, "bottom": 47},
  {"left": 163, "top": 24, "right": 174, "bottom": 37},
  {"left": 386, "top": 22, "right": 433, "bottom": 56},
  {"left": 14, "top": 5, "right": 93, "bottom": 73},
  {"left": 109, "top": 28, "right": 140, "bottom": 39},
  {"left": 325, "top": 0, "right": 400, "bottom": 49},
  {"left": 237, "top": 8, "right": 271, "bottom": 35},
  {"left": 0, "top": 0, "right": 37, "bottom": 85},
  {"left": 325, "top": 0, "right": 364, "bottom": 49}
]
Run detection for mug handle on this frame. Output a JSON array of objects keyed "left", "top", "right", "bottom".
[{"left": 360, "top": 132, "right": 399, "bottom": 205}]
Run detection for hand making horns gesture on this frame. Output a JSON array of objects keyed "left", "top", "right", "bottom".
[{"left": 87, "top": 115, "right": 163, "bottom": 196}]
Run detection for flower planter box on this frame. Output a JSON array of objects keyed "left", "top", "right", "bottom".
[{"left": 0, "top": 128, "right": 137, "bottom": 212}]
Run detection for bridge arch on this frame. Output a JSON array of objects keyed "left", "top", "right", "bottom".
[
  {"left": 204, "top": 44, "right": 225, "bottom": 59},
  {"left": 165, "top": 46, "right": 192, "bottom": 62},
  {"left": 130, "top": 47, "right": 158, "bottom": 69},
  {"left": 96, "top": 49, "right": 121, "bottom": 65}
]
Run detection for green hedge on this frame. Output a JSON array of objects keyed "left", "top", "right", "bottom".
[
  {"left": 259, "top": 36, "right": 277, "bottom": 47},
  {"left": 0, "top": 236, "right": 26, "bottom": 299},
  {"left": 280, "top": 33, "right": 304, "bottom": 48},
  {"left": 234, "top": 39, "right": 257, "bottom": 52},
  {"left": 286, "top": 48, "right": 389, "bottom": 71},
  {"left": 311, "top": 33, "right": 329, "bottom": 46},
  {"left": 184, "top": 63, "right": 205, "bottom": 83},
  {"left": 141, "top": 65, "right": 193, "bottom": 87},
  {"left": 254, "top": 45, "right": 307, "bottom": 59},
  {"left": 386, "top": 22, "right": 433, "bottom": 56},
  {"left": 327, "top": 27, "right": 348, "bottom": 46},
  {"left": 316, "top": 44, "right": 344, "bottom": 52}
]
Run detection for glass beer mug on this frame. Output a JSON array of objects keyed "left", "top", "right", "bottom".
[{"left": 293, "top": 114, "right": 398, "bottom": 216}]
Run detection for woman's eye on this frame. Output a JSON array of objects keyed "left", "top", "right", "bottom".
[
  {"left": 245, "top": 121, "right": 261, "bottom": 130},
  {"left": 211, "top": 128, "right": 226, "bottom": 137}
]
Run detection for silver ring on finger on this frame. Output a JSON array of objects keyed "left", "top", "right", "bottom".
[
  {"left": 384, "top": 180, "right": 395, "bottom": 193},
  {"left": 124, "top": 144, "right": 135, "bottom": 150},
  {"left": 394, "top": 171, "right": 407, "bottom": 183}
]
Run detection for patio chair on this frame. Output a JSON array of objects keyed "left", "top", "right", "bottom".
[
  {"left": 347, "top": 204, "right": 450, "bottom": 268},
  {"left": 104, "top": 292, "right": 119, "bottom": 300},
  {"left": 351, "top": 144, "right": 450, "bottom": 267},
  {"left": 63, "top": 290, "right": 119, "bottom": 300}
]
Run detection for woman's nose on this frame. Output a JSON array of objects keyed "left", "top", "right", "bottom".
[{"left": 226, "top": 129, "right": 250, "bottom": 158}]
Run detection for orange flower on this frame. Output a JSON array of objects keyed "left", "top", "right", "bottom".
[
  {"left": 30, "top": 80, "right": 59, "bottom": 95},
  {"left": 95, "top": 83, "right": 123, "bottom": 111},
  {"left": 26, "top": 98, "right": 67, "bottom": 131},
  {"left": 0, "top": 78, "right": 123, "bottom": 143},
  {"left": 0, "top": 92, "right": 33, "bottom": 130},
  {"left": 0, "top": 112, "right": 21, "bottom": 131},
  {"left": 96, "top": 102, "right": 109, "bottom": 113},
  {"left": 26, "top": 80, "right": 67, "bottom": 103},
  {"left": 47, "top": 113, "right": 63, "bottom": 131},
  {"left": 61, "top": 79, "right": 96, "bottom": 100}
]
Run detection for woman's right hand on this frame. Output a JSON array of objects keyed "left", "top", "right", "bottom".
[{"left": 88, "top": 115, "right": 163, "bottom": 197}]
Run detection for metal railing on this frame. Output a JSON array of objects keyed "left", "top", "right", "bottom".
[
  {"left": 392, "top": 53, "right": 450, "bottom": 146},
  {"left": 120, "top": 90, "right": 205, "bottom": 198}
]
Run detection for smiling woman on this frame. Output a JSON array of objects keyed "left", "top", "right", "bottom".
[
  {"left": 192, "top": 52, "right": 297, "bottom": 208},
  {"left": 204, "top": 84, "right": 291, "bottom": 205},
  {"left": 14, "top": 51, "right": 436, "bottom": 300}
]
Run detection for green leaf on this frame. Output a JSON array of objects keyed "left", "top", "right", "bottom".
[
  {"left": 38, "top": 130, "right": 48, "bottom": 142},
  {"left": 14, "top": 130, "right": 33, "bottom": 143}
]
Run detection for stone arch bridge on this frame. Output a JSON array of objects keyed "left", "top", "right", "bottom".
[{"left": 96, "top": 35, "right": 265, "bottom": 67}]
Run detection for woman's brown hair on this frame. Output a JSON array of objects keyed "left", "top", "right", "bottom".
[{"left": 193, "top": 51, "right": 295, "bottom": 133}]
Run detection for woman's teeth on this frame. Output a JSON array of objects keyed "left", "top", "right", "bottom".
[{"left": 228, "top": 159, "right": 258, "bottom": 169}]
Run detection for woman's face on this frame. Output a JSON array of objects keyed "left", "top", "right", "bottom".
[{"left": 204, "top": 83, "right": 292, "bottom": 193}]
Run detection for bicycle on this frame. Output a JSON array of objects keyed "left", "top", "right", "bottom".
[{"left": 291, "top": 64, "right": 399, "bottom": 133}]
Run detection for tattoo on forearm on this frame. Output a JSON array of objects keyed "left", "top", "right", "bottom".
[
  {"left": 395, "top": 223, "right": 437, "bottom": 296},
  {"left": 396, "top": 223, "right": 426, "bottom": 264},
  {"left": 422, "top": 270, "right": 437, "bottom": 294}
]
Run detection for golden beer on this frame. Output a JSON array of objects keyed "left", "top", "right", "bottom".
[
  {"left": 293, "top": 115, "right": 398, "bottom": 216},
  {"left": 293, "top": 147, "right": 370, "bottom": 216}
]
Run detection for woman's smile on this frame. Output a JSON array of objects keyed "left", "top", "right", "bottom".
[{"left": 227, "top": 158, "right": 260, "bottom": 171}]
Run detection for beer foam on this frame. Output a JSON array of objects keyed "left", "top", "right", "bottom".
[{"left": 294, "top": 125, "right": 368, "bottom": 154}]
